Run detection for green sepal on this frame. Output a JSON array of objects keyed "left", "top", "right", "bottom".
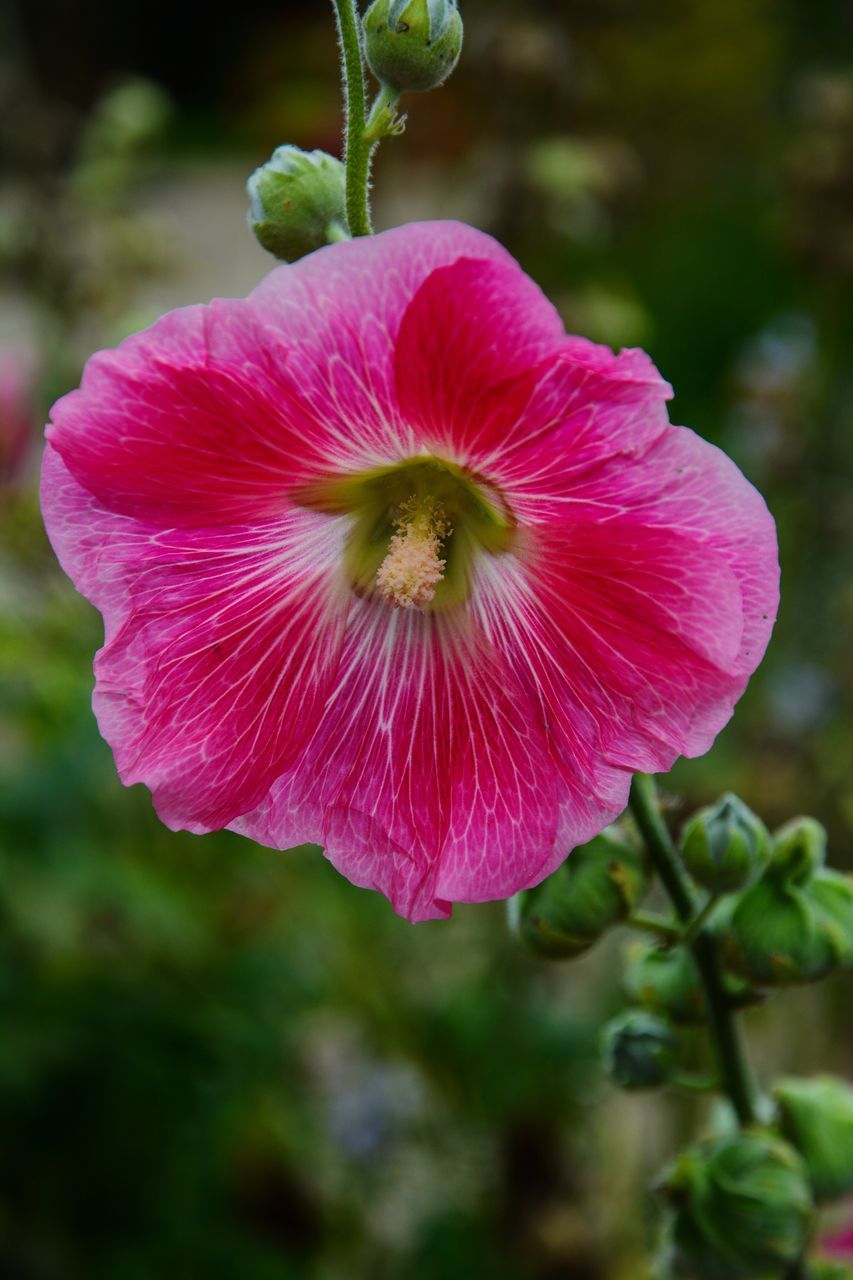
[
  {"left": 511, "top": 826, "right": 650, "bottom": 960},
  {"left": 721, "top": 817, "right": 853, "bottom": 986},
  {"left": 623, "top": 940, "right": 759, "bottom": 1026},
  {"left": 767, "top": 816, "right": 827, "bottom": 886},
  {"left": 660, "top": 1129, "right": 814, "bottom": 1280},
  {"left": 774, "top": 1075, "right": 853, "bottom": 1203},
  {"left": 388, "top": 0, "right": 455, "bottom": 40},
  {"left": 623, "top": 942, "right": 707, "bottom": 1026}
]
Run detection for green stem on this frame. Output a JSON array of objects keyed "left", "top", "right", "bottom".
[
  {"left": 629, "top": 774, "right": 757, "bottom": 1127},
  {"left": 331, "top": 0, "right": 373, "bottom": 237},
  {"left": 681, "top": 893, "right": 720, "bottom": 948},
  {"left": 626, "top": 910, "right": 681, "bottom": 944},
  {"left": 672, "top": 1071, "right": 720, "bottom": 1093},
  {"left": 364, "top": 82, "right": 402, "bottom": 143}
]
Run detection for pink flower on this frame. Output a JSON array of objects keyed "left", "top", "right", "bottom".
[{"left": 41, "top": 221, "right": 779, "bottom": 921}]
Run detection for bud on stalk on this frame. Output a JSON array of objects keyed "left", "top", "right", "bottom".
[
  {"left": 660, "top": 1130, "right": 814, "bottom": 1280},
  {"left": 510, "top": 827, "right": 650, "bottom": 959},
  {"left": 247, "top": 147, "right": 347, "bottom": 262},
  {"left": 680, "top": 793, "right": 770, "bottom": 894},
  {"left": 774, "top": 1075, "right": 853, "bottom": 1203},
  {"left": 600, "top": 1009, "right": 678, "bottom": 1090},
  {"left": 722, "top": 816, "right": 853, "bottom": 986},
  {"left": 363, "top": 0, "right": 463, "bottom": 93},
  {"left": 623, "top": 941, "right": 711, "bottom": 1025}
]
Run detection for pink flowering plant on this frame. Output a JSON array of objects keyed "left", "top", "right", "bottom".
[{"left": 40, "top": 2, "right": 853, "bottom": 1276}]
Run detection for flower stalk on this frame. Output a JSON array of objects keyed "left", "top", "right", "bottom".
[
  {"left": 331, "top": 0, "right": 374, "bottom": 237},
  {"left": 626, "top": 909, "right": 681, "bottom": 943},
  {"left": 364, "top": 83, "right": 403, "bottom": 144},
  {"left": 629, "top": 773, "right": 758, "bottom": 1126}
]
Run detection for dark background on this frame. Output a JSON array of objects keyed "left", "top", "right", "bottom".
[{"left": 1, "top": 1, "right": 852, "bottom": 1276}]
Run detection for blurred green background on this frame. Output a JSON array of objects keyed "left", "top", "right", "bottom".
[{"left": 1, "top": 1, "right": 852, "bottom": 1276}]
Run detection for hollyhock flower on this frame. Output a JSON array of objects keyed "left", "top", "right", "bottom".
[{"left": 41, "top": 221, "right": 779, "bottom": 921}]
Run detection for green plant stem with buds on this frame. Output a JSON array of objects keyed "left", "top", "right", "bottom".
[
  {"left": 332, "top": 0, "right": 373, "bottom": 237},
  {"left": 626, "top": 910, "right": 681, "bottom": 943},
  {"left": 629, "top": 773, "right": 758, "bottom": 1126},
  {"left": 680, "top": 893, "right": 721, "bottom": 947}
]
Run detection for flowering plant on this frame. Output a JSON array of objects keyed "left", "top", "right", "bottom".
[{"left": 39, "top": 2, "right": 853, "bottom": 1275}]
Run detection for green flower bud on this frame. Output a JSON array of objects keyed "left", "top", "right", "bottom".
[
  {"left": 363, "top": 0, "right": 463, "bottom": 93},
  {"left": 774, "top": 1076, "right": 853, "bottom": 1203},
  {"left": 247, "top": 147, "right": 346, "bottom": 262},
  {"left": 722, "top": 817, "right": 853, "bottom": 986},
  {"left": 769, "top": 816, "right": 827, "bottom": 885},
  {"left": 680, "top": 793, "right": 770, "bottom": 894},
  {"left": 660, "top": 1130, "right": 814, "bottom": 1280},
  {"left": 623, "top": 942, "right": 707, "bottom": 1025},
  {"left": 810, "top": 870, "right": 853, "bottom": 969},
  {"left": 723, "top": 874, "right": 835, "bottom": 985},
  {"left": 600, "top": 1010, "right": 678, "bottom": 1090},
  {"left": 623, "top": 941, "right": 761, "bottom": 1029},
  {"left": 510, "top": 827, "right": 650, "bottom": 959}
]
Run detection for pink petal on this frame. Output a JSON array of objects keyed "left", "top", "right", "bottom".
[
  {"left": 42, "top": 445, "right": 348, "bottom": 830},
  {"left": 393, "top": 256, "right": 564, "bottom": 452},
  {"left": 531, "top": 527, "right": 742, "bottom": 768},
  {"left": 536, "top": 425, "right": 780, "bottom": 678},
  {"left": 47, "top": 300, "right": 337, "bottom": 526},
  {"left": 47, "top": 222, "right": 518, "bottom": 527},
  {"left": 231, "top": 601, "right": 568, "bottom": 922},
  {"left": 394, "top": 257, "right": 671, "bottom": 474},
  {"left": 251, "top": 221, "right": 523, "bottom": 456},
  {"left": 469, "top": 424, "right": 778, "bottom": 788}
]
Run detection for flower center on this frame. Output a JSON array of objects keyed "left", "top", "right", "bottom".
[
  {"left": 375, "top": 496, "right": 450, "bottom": 609},
  {"left": 295, "top": 455, "right": 513, "bottom": 611}
]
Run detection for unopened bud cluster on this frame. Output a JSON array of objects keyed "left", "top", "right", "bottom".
[
  {"left": 508, "top": 788, "right": 853, "bottom": 1278},
  {"left": 774, "top": 1075, "right": 853, "bottom": 1204}
]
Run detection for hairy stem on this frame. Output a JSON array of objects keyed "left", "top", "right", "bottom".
[
  {"left": 331, "top": 0, "right": 373, "bottom": 237},
  {"left": 629, "top": 773, "right": 757, "bottom": 1126}
]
